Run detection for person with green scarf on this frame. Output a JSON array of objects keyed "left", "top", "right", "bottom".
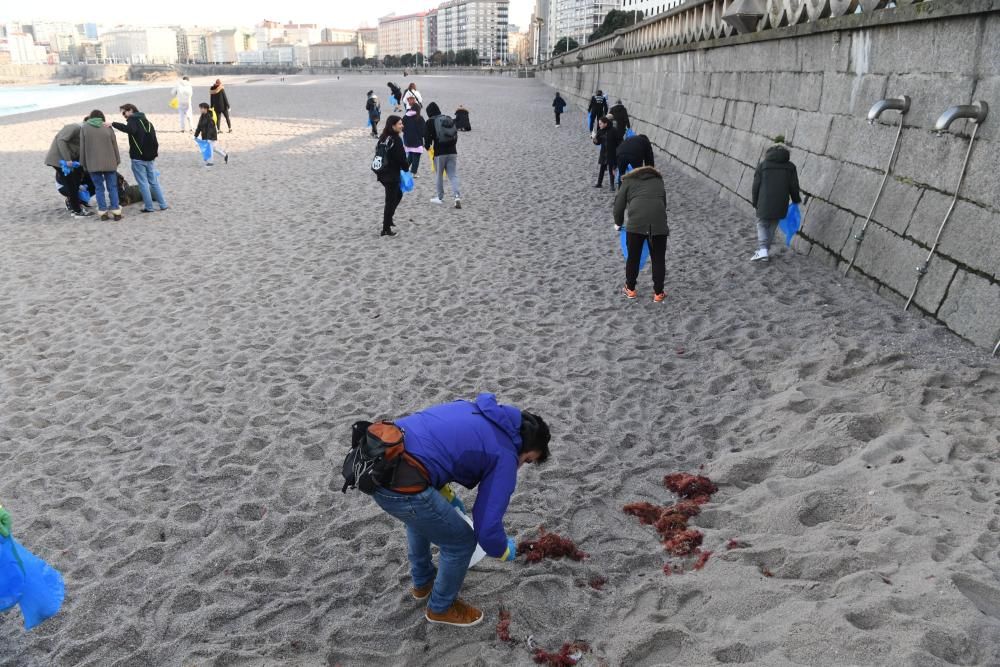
[{"left": 79, "top": 109, "right": 122, "bottom": 221}]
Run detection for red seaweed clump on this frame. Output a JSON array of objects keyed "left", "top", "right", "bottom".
[
  {"left": 692, "top": 550, "right": 713, "bottom": 570},
  {"left": 588, "top": 575, "right": 607, "bottom": 590},
  {"left": 496, "top": 607, "right": 514, "bottom": 643},
  {"left": 532, "top": 641, "right": 591, "bottom": 667},
  {"left": 726, "top": 538, "right": 749, "bottom": 550},
  {"left": 518, "top": 527, "right": 587, "bottom": 564},
  {"left": 663, "top": 473, "right": 718, "bottom": 503},
  {"left": 663, "top": 529, "right": 704, "bottom": 556}
]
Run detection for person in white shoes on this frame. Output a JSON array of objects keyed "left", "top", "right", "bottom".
[
  {"left": 750, "top": 142, "right": 801, "bottom": 262},
  {"left": 424, "top": 102, "right": 462, "bottom": 209},
  {"left": 171, "top": 76, "right": 194, "bottom": 132}
]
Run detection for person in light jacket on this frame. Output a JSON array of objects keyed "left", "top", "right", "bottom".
[
  {"left": 80, "top": 110, "right": 122, "bottom": 221},
  {"left": 171, "top": 75, "right": 194, "bottom": 132}
]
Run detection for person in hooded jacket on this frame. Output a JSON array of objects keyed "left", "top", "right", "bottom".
[
  {"left": 366, "top": 91, "right": 381, "bottom": 137},
  {"left": 79, "top": 109, "right": 122, "bottom": 221},
  {"left": 750, "top": 143, "right": 801, "bottom": 262},
  {"left": 387, "top": 82, "right": 404, "bottom": 111},
  {"left": 614, "top": 165, "right": 670, "bottom": 302},
  {"left": 423, "top": 102, "right": 461, "bottom": 209},
  {"left": 44, "top": 119, "right": 95, "bottom": 217},
  {"left": 209, "top": 79, "right": 231, "bottom": 132},
  {"left": 453, "top": 105, "right": 471, "bottom": 131},
  {"left": 552, "top": 92, "right": 566, "bottom": 127},
  {"left": 375, "top": 115, "right": 409, "bottom": 237},
  {"left": 112, "top": 104, "right": 168, "bottom": 213},
  {"left": 592, "top": 115, "right": 621, "bottom": 191},
  {"left": 370, "top": 393, "right": 551, "bottom": 627},
  {"left": 402, "top": 99, "right": 426, "bottom": 177},
  {"left": 615, "top": 132, "right": 655, "bottom": 183},
  {"left": 609, "top": 99, "right": 630, "bottom": 133},
  {"left": 588, "top": 89, "right": 608, "bottom": 132}
]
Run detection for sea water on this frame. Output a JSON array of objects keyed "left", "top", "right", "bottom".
[{"left": 0, "top": 83, "right": 163, "bottom": 117}]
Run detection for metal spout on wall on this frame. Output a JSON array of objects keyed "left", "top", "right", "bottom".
[
  {"left": 904, "top": 101, "right": 989, "bottom": 311},
  {"left": 844, "top": 96, "right": 911, "bottom": 276}
]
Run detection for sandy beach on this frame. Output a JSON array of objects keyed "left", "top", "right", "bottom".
[{"left": 1, "top": 73, "right": 999, "bottom": 666}]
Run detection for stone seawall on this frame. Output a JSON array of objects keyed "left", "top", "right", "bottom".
[{"left": 541, "top": 4, "right": 1000, "bottom": 352}]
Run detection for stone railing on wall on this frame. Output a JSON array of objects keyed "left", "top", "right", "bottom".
[{"left": 540, "top": 0, "right": 1000, "bottom": 353}]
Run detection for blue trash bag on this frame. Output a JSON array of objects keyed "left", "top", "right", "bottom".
[
  {"left": 0, "top": 535, "right": 65, "bottom": 630},
  {"left": 586, "top": 112, "right": 591, "bottom": 130},
  {"left": 619, "top": 228, "right": 650, "bottom": 271},
  {"left": 79, "top": 185, "right": 91, "bottom": 203},
  {"left": 779, "top": 202, "right": 801, "bottom": 246},
  {"left": 400, "top": 170, "right": 414, "bottom": 193},
  {"left": 389, "top": 95, "right": 398, "bottom": 107},
  {"left": 194, "top": 138, "right": 213, "bottom": 161},
  {"left": 625, "top": 128, "right": 636, "bottom": 139},
  {"left": 58, "top": 159, "right": 79, "bottom": 176},
  {"left": 366, "top": 117, "right": 371, "bottom": 128}
]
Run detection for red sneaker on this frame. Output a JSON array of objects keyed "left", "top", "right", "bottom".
[
  {"left": 653, "top": 292, "right": 666, "bottom": 303},
  {"left": 622, "top": 286, "right": 637, "bottom": 299}
]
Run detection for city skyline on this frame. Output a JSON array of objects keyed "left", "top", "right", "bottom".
[{"left": 1, "top": 0, "right": 533, "bottom": 34}]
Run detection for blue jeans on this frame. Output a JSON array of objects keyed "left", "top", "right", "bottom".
[
  {"left": 130, "top": 159, "right": 167, "bottom": 211},
  {"left": 373, "top": 487, "right": 475, "bottom": 613},
  {"left": 757, "top": 218, "right": 779, "bottom": 251},
  {"left": 91, "top": 171, "right": 119, "bottom": 211},
  {"left": 407, "top": 151, "right": 422, "bottom": 175}
]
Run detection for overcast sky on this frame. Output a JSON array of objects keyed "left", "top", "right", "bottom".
[{"left": 3, "top": 1, "right": 534, "bottom": 32}]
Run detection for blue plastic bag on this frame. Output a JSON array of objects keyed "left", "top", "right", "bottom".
[
  {"left": 586, "top": 112, "right": 591, "bottom": 130},
  {"left": 389, "top": 95, "right": 398, "bottom": 107},
  {"left": 625, "top": 128, "right": 636, "bottom": 139},
  {"left": 194, "top": 138, "right": 213, "bottom": 161},
  {"left": 779, "top": 202, "right": 801, "bottom": 246},
  {"left": 0, "top": 535, "right": 65, "bottom": 630},
  {"left": 366, "top": 117, "right": 371, "bottom": 128},
  {"left": 619, "top": 228, "right": 650, "bottom": 271},
  {"left": 58, "top": 159, "right": 79, "bottom": 176},
  {"left": 400, "top": 170, "right": 414, "bottom": 193}
]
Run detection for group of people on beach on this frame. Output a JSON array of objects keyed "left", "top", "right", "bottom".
[
  {"left": 45, "top": 76, "right": 237, "bottom": 220},
  {"left": 367, "top": 81, "right": 471, "bottom": 237}
]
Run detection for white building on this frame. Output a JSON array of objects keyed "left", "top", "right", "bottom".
[
  {"left": 101, "top": 27, "right": 178, "bottom": 64},
  {"left": 551, "top": 0, "right": 619, "bottom": 51},
  {"left": 0, "top": 32, "right": 47, "bottom": 64},
  {"left": 205, "top": 29, "right": 256, "bottom": 64},
  {"left": 377, "top": 12, "right": 428, "bottom": 57},
  {"left": 256, "top": 21, "right": 321, "bottom": 48},
  {"left": 619, "top": 0, "right": 684, "bottom": 19},
  {"left": 237, "top": 44, "right": 309, "bottom": 66},
  {"left": 438, "top": 0, "right": 510, "bottom": 64}
]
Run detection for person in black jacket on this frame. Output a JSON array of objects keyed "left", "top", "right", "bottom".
[
  {"left": 592, "top": 115, "right": 621, "bottom": 191},
  {"left": 424, "top": 102, "right": 461, "bottom": 209},
  {"left": 402, "top": 100, "right": 426, "bottom": 176},
  {"left": 609, "top": 99, "right": 630, "bottom": 133},
  {"left": 750, "top": 144, "right": 802, "bottom": 262},
  {"left": 616, "top": 133, "right": 655, "bottom": 185},
  {"left": 553, "top": 92, "right": 566, "bottom": 127},
  {"left": 588, "top": 90, "right": 608, "bottom": 132},
  {"left": 454, "top": 105, "right": 471, "bottom": 131},
  {"left": 209, "top": 80, "right": 231, "bottom": 132},
  {"left": 194, "top": 102, "right": 229, "bottom": 166},
  {"left": 112, "top": 103, "right": 168, "bottom": 212},
  {"left": 376, "top": 115, "right": 409, "bottom": 237}
]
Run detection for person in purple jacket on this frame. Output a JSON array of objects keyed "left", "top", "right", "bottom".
[{"left": 372, "top": 393, "right": 551, "bottom": 628}]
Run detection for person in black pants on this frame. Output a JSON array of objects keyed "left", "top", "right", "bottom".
[
  {"left": 592, "top": 115, "right": 621, "bottom": 191},
  {"left": 376, "top": 115, "right": 409, "bottom": 237},
  {"left": 553, "top": 92, "right": 566, "bottom": 127},
  {"left": 588, "top": 89, "right": 608, "bottom": 132},
  {"left": 209, "top": 79, "right": 231, "bottom": 132},
  {"left": 613, "top": 166, "right": 670, "bottom": 302}
]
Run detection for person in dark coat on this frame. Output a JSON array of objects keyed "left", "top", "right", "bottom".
[
  {"left": 614, "top": 166, "right": 670, "bottom": 302},
  {"left": 424, "top": 102, "right": 461, "bottom": 209},
  {"left": 44, "top": 119, "right": 95, "bottom": 217},
  {"left": 750, "top": 143, "right": 802, "bottom": 262},
  {"left": 209, "top": 79, "right": 232, "bottom": 132},
  {"left": 454, "top": 105, "right": 471, "bottom": 131},
  {"left": 194, "top": 102, "right": 229, "bottom": 166},
  {"left": 552, "top": 92, "right": 566, "bottom": 127},
  {"left": 609, "top": 99, "right": 630, "bottom": 133},
  {"left": 366, "top": 92, "right": 381, "bottom": 137},
  {"left": 387, "top": 81, "right": 403, "bottom": 111},
  {"left": 402, "top": 99, "right": 426, "bottom": 176},
  {"left": 375, "top": 115, "right": 409, "bottom": 237},
  {"left": 592, "top": 115, "right": 621, "bottom": 191},
  {"left": 616, "top": 133, "right": 655, "bottom": 178},
  {"left": 112, "top": 103, "right": 168, "bottom": 212},
  {"left": 587, "top": 89, "right": 608, "bottom": 132}
]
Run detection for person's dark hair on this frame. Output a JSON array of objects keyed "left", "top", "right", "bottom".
[
  {"left": 520, "top": 412, "right": 551, "bottom": 463},
  {"left": 596, "top": 89, "right": 603, "bottom": 95},
  {"left": 199, "top": 102, "right": 210, "bottom": 110},
  {"left": 182, "top": 76, "right": 189, "bottom": 81},
  {"left": 88, "top": 109, "right": 105, "bottom": 121},
  {"left": 379, "top": 115, "right": 402, "bottom": 140},
  {"left": 119, "top": 103, "right": 139, "bottom": 113}
]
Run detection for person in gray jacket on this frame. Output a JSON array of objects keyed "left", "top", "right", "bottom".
[
  {"left": 80, "top": 110, "right": 122, "bottom": 221},
  {"left": 44, "top": 119, "right": 94, "bottom": 217},
  {"left": 613, "top": 166, "right": 670, "bottom": 302},
  {"left": 750, "top": 143, "right": 801, "bottom": 262}
]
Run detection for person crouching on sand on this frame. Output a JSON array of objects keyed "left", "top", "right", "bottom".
[
  {"left": 365, "top": 393, "right": 551, "bottom": 627},
  {"left": 615, "top": 165, "right": 670, "bottom": 302},
  {"left": 195, "top": 103, "right": 229, "bottom": 167}
]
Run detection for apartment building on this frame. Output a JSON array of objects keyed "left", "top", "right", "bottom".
[
  {"left": 101, "top": 27, "right": 178, "bottom": 64},
  {"left": 377, "top": 12, "right": 428, "bottom": 56},
  {"left": 437, "top": 0, "right": 509, "bottom": 63}
]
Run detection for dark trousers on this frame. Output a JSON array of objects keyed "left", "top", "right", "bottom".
[
  {"left": 625, "top": 232, "right": 668, "bottom": 294},
  {"left": 555, "top": 110, "right": 561, "bottom": 125},
  {"left": 370, "top": 119, "right": 379, "bottom": 136},
  {"left": 54, "top": 166, "right": 86, "bottom": 212},
  {"left": 381, "top": 180, "right": 403, "bottom": 231},
  {"left": 588, "top": 111, "right": 598, "bottom": 131},
  {"left": 596, "top": 162, "right": 616, "bottom": 188},
  {"left": 216, "top": 108, "right": 231, "bottom": 130}
]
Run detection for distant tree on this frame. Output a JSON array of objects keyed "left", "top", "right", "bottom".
[
  {"left": 589, "top": 10, "right": 643, "bottom": 42},
  {"left": 366, "top": 57, "right": 379, "bottom": 67},
  {"left": 382, "top": 54, "right": 400, "bottom": 67},
  {"left": 445, "top": 49, "right": 456, "bottom": 66},
  {"left": 552, "top": 37, "right": 579, "bottom": 55},
  {"left": 341, "top": 58, "right": 350, "bottom": 67},
  {"left": 351, "top": 56, "right": 365, "bottom": 67},
  {"left": 415, "top": 51, "right": 424, "bottom": 66},
  {"left": 430, "top": 50, "right": 444, "bottom": 66},
  {"left": 400, "top": 53, "right": 414, "bottom": 66},
  {"left": 456, "top": 49, "right": 479, "bottom": 65}
]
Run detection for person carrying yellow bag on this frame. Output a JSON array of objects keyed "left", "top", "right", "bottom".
[{"left": 170, "top": 75, "right": 193, "bottom": 132}]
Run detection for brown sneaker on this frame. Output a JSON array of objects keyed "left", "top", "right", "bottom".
[
  {"left": 411, "top": 582, "right": 433, "bottom": 600},
  {"left": 425, "top": 599, "right": 484, "bottom": 627}
]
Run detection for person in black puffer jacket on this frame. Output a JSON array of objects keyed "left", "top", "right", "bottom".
[
  {"left": 402, "top": 100, "right": 426, "bottom": 176},
  {"left": 615, "top": 133, "right": 654, "bottom": 185},
  {"left": 750, "top": 143, "right": 801, "bottom": 262},
  {"left": 376, "top": 115, "right": 409, "bottom": 237},
  {"left": 592, "top": 115, "right": 622, "bottom": 191}
]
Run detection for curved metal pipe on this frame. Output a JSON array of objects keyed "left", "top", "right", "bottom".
[
  {"left": 845, "top": 96, "right": 910, "bottom": 276},
  {"left": 905, "top": 101, "right": 989, "bottom": 311}
]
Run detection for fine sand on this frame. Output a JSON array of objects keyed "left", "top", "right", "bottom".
[{"left": 1, "top": 74, "right": 999, "bottom": 666}]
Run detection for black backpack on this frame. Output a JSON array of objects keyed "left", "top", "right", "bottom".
[
  {"left": 433, "top": 115, "right": 458, "bottom": 144},
  {"left": 341, "top": 421, "right": 428, "bottom": 494},
  {"left": 371, "top": 137, "right": 392, "bottom": 174}
]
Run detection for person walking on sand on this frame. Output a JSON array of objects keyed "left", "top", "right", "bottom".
[
  {"left": 553, "top": 92, "right": 567, "bottom": 127},
  {"left": 366, "top": 91, "right": 381, "bottom": 138},
  {"left": 750, "top": 143, "right": 801, "bottom": 263},
  {"left": 609, "top": 99, "right": 630, "bottom": 133},
  {"left": 374, "top": 115, "right": 409, "bottom": 237},
  {"left": 209, "top": 79, "right": 232, "bottom": 133},
  {"left": 424, "top": 102, "right": 461, "bottom": 209},
  {"left": 171, "top": 75, "right": 194, "bottom": 133},
  {"left": 616, "top": 132, "right": 655, "bottom": 187},
  {"left": 587, "top": 89, "right": 608, "bottom": 132},
  {"left": 360, "top": 393, "right": 551, "bottom": 627},
  {"left": 402, "top": 100, "right": 426, "bottom": 178},
  {"left": 387, "top": 82, "right": 403, "bottom": 112},
  {"left": 592, "top": 115, "right": 621, "bottom": 192},
  {"left": 614, "top": 165, "right": 670, "bottom": 303},
  {"left": 194, "top": 103, "right": 229, "bottom": 167},
  {"left": 80, "top": 110, "right": 122, "bottom": 221},
  {"left": 112, "top": 104, "right": 168, "bottom": 213},
  {"left": 401, "top": 82, "right": 422, "bottom": 110},
  {"left": 44, "top": 118, "right": 94, "bottom": 218}
]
